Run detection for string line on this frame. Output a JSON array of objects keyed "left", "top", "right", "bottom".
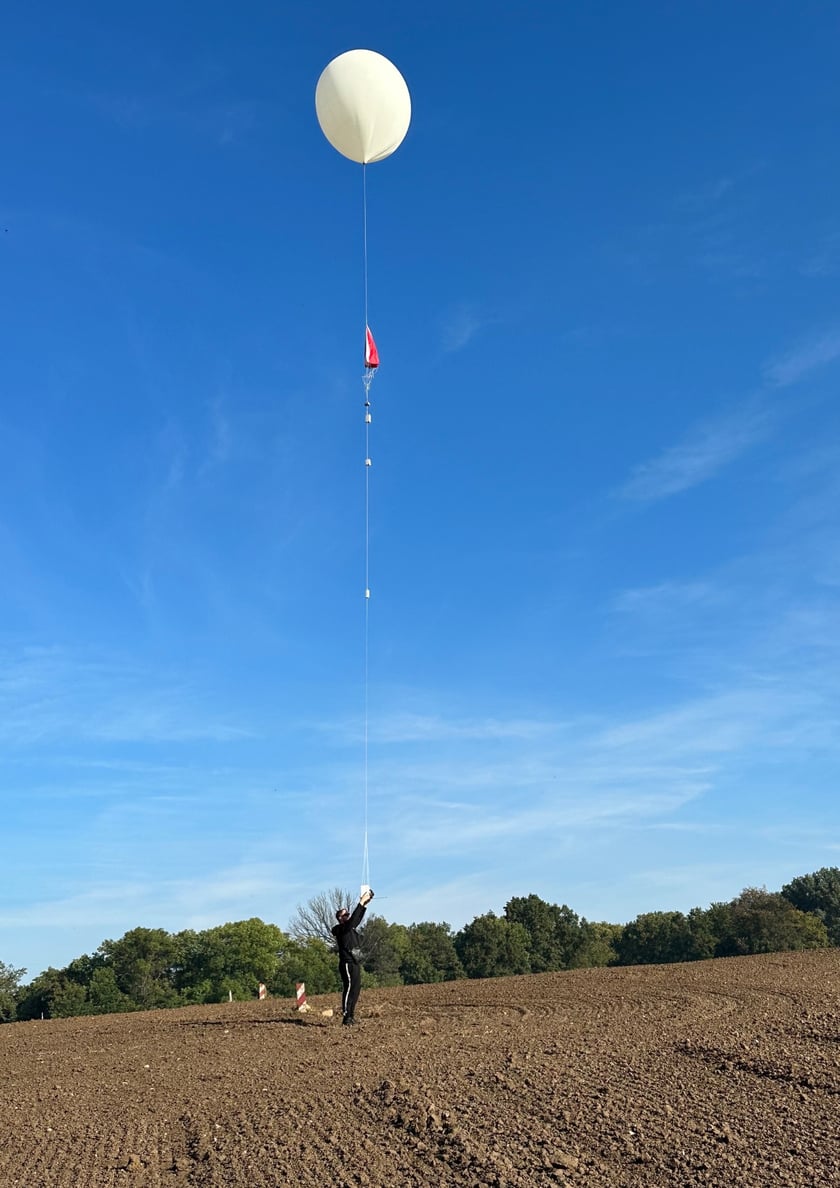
[{"left": 362, "top": 163, "right": 371, "bottom": 891}]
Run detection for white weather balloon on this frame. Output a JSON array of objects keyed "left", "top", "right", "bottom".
[{"left": 315, "top": 49, "right": 411, "bottom": 165}]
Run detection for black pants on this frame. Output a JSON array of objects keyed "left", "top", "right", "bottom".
[{"left": 339, "top": 959, "right": 361, "bottom": 1020}]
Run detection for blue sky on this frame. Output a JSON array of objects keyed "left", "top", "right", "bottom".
[{"left": 2, "top": 1, "right": 839, "bottom": 977}]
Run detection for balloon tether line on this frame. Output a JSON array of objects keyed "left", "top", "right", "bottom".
[
  {"left": 363, "top": 163, "right": 370, "bottom": 334},
  {"left": 361, "top": 162, "right": 372, "bottom": 892}
]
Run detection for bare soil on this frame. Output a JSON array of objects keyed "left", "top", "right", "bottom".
[{"left": 1, "top": 950, "right": 838, "bottom": 1187}]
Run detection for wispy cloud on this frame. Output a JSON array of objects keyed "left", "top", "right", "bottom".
[
  {"left": 387, "top": 786, "right": 705, "bottom": 856},
  {"left": 374, "top": 712, "right": 559, "bottom": 744},
  {"left": 594, "top": 686, "right": 805, "bottom": 757},
  {"left": 675, "top": 176, "right": 734, "bottom": 212},
  {"left": 801, "top": 230, "right": 840, "bottom": 277},
  {"left": 764, "top": 326, "right": 840, "bottom": 387},
  {"left": 5, "top": 644, "right": 839, "bottom": 965},
  {"left": 156, "top": 419, "right": 188, "bottom": 492},
  {"left": 199, "top": 395, "right": 233, "bottom": 474},
  {"left": 616, "top": 167, "right": 771, "bottom": 284},
  {"left": 48, "top": 67, "right": 263, "bottom": 149},
  {"left": 0, "top": 862, "right": 298, "bottom": 933},
  {"left": 613, "top": 581, "right": 723, "bottom": 615},
  {"left": 312, "top": 710, "right": 561, "bottom": 746},
  {"left": 619, "top": 401, "right": 772, "bottom": 502},
  {"left": 290, "top": 696, "right": 736, "bottom": 866},
  {"left": 440, "top": 302, "right": 484, "bottom": 353},
  {"left": 0, "top": 646, "right": 251, "bottom": 745}
]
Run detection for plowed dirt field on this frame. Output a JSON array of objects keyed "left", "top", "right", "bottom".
[{"left": 1, "top": 950, "right": 838, "bottom": 1187}]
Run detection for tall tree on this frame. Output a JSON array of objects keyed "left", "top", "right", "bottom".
[
  {"left": 575, "top": 922, "right": 622, "bottom": 967},
  {"left": 98, "top": 927, "right": 180, "bottom": 1010},
  {"left": 16, "top": 968, "right": 73, "bottom": 1021},
  {"left": 87, "top": 967, "right": 133, "bottom": 1014},
  {"left": 716, "top": 887, "right": 828, "bottom": 956},
  {"left": 455, "top": 913, "right": 531, "bottom": 979},
  {"left": 0, "top": 961, "right": 25, "bottom": 1023},
  {"left": 614, "top": 911, "right": 696, "bottom": 966},
  {"left": 781, "top": 868, "right": 840, "bottom": 945},
  {"left": 359, "top": 917, "right": 408, "bottom": 985},
  {"left": 288, "top": 888, "right": 358, "bottom": 948},
  {"left": 190, "top": 919, "right": 286, "bottom": 1001},
  {"left": 50, "top": 978, "right": 89, "bottom": 1018},
  {"left": 700, "top": 901, "right": 735, "bottom": 957},
  {"left": 274, "top": 937, "right": 340, "bottom": 998},
  {"left": 401, "top": 922, "right": 463, "bottom": 984},
  {"left": 64, "top": 952, "right": 106, "bottom": 986},
  {"left": 504, "top": 894, "right": 588, "bottom": 971},
  {"left": 683, "top": 905, "right": 721, "bottom": 961}
]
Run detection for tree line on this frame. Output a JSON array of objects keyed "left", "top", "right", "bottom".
[{"left": 1, "top": 867, "right": 837, "bottom": 1023}]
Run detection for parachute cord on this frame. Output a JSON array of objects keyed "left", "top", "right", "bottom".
[
  {"left": 362, "top": 162, "right": 371, "bottom": 893},
  {"left": 363, "top": 163, "right": 369, "bottom": 333},
  {"left": 362, "top": 383, "right": 370, "bottom": 891}
]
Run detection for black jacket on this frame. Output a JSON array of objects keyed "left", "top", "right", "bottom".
[{"left": 331, "top": 902, "right": 367, "bottom": 964}]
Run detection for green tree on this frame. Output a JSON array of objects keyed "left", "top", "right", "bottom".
[
  {"left": 0, "top": 961, "right": 26, "bottom": 1022},
  {"left": 274, "top": 937, "right": 339, "bottom": 998},
  {"left": 360, "top": 917, "right": 408, "bottom": 985},
  {"left": 401, "top": 922, "right": 464, "bottom": 984},
  {"left": 50, "top": 978, "right": 89, "bottom": 1018},
  {"left": 190, "top": 919, "right": 286, "bottom": 1002},
  {"left": 455, "top": 913, "right": 531, "bottom": 979},
  {"left": 98, "top": 927, "right": 180, "bottom": 1010},
  {"left": 696, "top": 901, "right": 735, "bottom": 958},
  {"left": 717, "top": 887, "right": 829, "bottom": 956},
  {"left": 170, "top": 929, "right": 204, "bottom": 997},
  {"left": 64, "top": 952, "right": 106, "bottom": 987},
  {"left": 16, "top": 968, "right": 75, "bottom": 1020},
  {"left": 87, "top": 967, "right": 133, "bottom": 1015},
  {"left": 16, "top": 964, "right": 129, "bottom": 1020},
  {"left": 575, "top": 921, "right": 622, "bottom": 967},
  {"left": 682, "top": 905, "right": 721, "bottom": 961},
  {"left": 614, "top": 911, "right": 697, "bottom": 966},
  {"left": 504, "top": 895, "right": 589, "bottom": 971},
  {"left": 781, "top": 868, "right": 840, "bottom": 945}
]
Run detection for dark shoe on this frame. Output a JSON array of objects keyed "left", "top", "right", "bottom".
[{"left": 342, "top": 1016, "right": 356, "bottom": 1026}]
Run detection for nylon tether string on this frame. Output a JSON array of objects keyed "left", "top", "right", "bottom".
[{"left": 361, "top": 162, "right": 371, "bottom": 892}]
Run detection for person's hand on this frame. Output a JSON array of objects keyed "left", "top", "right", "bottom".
[{"left": 361, "top": 888, "right": 375, "bottom": 906}]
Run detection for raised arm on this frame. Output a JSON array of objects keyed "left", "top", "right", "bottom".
[{"left": 349, "top": 888, "right": 375, "bottom": 927}]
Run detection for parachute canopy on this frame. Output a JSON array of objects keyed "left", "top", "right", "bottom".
[
  {"left": 315, "top": 49, "right": 411, "bottom": 165},
  {"left": 365, "top": 326, "right": 380, "bottom": 369}
]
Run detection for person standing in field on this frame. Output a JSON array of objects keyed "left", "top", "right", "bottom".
[{"left": 332, "top": 888, "right": 374, "bottom": 1025}]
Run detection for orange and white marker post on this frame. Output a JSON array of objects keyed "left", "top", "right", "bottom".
[
  {"left": 295, "top": 982, "right": 308, "bottom": 1011},
  {"left": 258, "top": 983, "right": 267, "bottom": 1000}
]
